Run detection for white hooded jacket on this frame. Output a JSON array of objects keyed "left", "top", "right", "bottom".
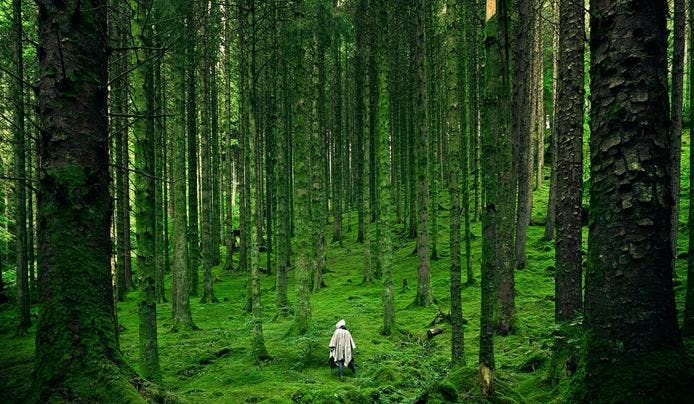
[{"left": 329, "top": 320, "right": 356, "bottom": 366}]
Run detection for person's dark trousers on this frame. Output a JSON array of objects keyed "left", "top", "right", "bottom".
[{"left": 337, "top": 360, "right": 345, "bottom": 377}]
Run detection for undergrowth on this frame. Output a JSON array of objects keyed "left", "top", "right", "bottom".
[{"left": 1, "top": 131, "right": 693, "bottom": 402}]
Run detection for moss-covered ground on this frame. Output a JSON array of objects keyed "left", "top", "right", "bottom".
[{"left": 1, "top": 133, "right": 693, "bottom": 403}]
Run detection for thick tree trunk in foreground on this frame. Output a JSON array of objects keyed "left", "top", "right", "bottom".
[
  {"left": 580, "top": 0, "right": 692, "bottom": 400},
  {"left": 33, "top": 1, "right": 142, "bottom": 400}
]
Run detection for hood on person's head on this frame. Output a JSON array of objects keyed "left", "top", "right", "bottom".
[{"left": 336, "top": 319, "right": 346, "bottom": 329}]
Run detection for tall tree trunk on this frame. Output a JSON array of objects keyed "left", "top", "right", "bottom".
[
  {"left": 132, "top": 0, "right": 161, "bottom": 381},
  {"left": 550, "top": 0, "right": 584, "bottom": 382},
  {"left": 223, "top": 1, "right": 236, "bottom": 273},
  {"left": 581, "top": 1, "right": 691, "bottom": 399},
  {"left": 332, "top": 14, "right": 343, "bottom": 244},
  {"left": 33, "top": 0, "right": 142, "bottom": 399},
  {"left": 186, "top": 1, "right": 200, "bottom": 296},
  {"left": 480, "top": 0, "right": 514, "bottom": 394},
  {"left": 671, "top": 0, "right": 686, "bottom": 274},
  {"left": 544, "top": 0, "right": 559, "bottom": 242},
  {"left": 354, "top": 0, "right": 366, "bottom": 243},
  {"left": 112, "top": 0, "right": 130, "bottom": 301},
  {"left": 447, "top": 0, "right": 465, "bottom": 365},
  {"left": 413, "top": 0, "right": 433, "bottom": 307},
  {"left": 276, "top": 11, "right": 291, "bottom": 313},
  {"left": 13, "top": 0, "right": 31, "bottom": 335},
  {"left": 685, "top": 0, "right": 694, "bottom": 338},
  {"left": 171, "top": 0, "right": 195, "bottom": 329},
  {"left": 200, "top": 0, "right": 218, "bottom": 304},
  {"left": 292, "top": 0, "right": 312, "bottom": 334},
  {"left": 154, "top": 42, "right": 166, "bottom": 304},
  {"left": 512, "top": 0, "right": 533, "bottom": 270}
]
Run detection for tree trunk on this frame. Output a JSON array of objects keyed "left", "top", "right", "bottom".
[
  {"left": 512, "top": 0, "right": 534, "bottom": 271},
  {"left": 132, "top": 0, "right": 161, "bottom": 381},
  {"left": 480, "top": 0, "right": 514, "bottom": 392},
  {"left": 13, "top": 0, "right": 31, "bottom": 335},
  {"left": 292, "top": 0, "right": 313, "bottom": 334},
  {"left": 413, "top": 0, "right": 433, "bottom": 307},
  {"left": 186, "top": 2, "right": 200, "bottom": 296},
  {"left": 581, "top": 1, "right": 691, "bottom": 399},
  {"left": 544, "top": 0, "right": 559, "bottom": 242},
  {"left": 685, "top": 0, "right": 694, "bottom": 337},
  {"left": 446, "top": 0, "right": 465, "bottom": 365},
  {"left": 33, "top": 0, "right": 143, "bottom": 399},
  {"left": 671, "top": 0, "right": 686, "bottom": 274},
  {"left": 549, "top": 0, "right": 584, "bottom": 382},
  {"left": 200, "top": 1, "right": 218, "bottom": 304}
]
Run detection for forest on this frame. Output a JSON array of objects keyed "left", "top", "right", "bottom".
[{"left": 0, "top": 0, "right": 694, "bottom": 402}]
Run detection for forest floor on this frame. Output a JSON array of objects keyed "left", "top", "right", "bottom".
[{"left": 1, "top": 136, "right": 693, "bottom": 403}]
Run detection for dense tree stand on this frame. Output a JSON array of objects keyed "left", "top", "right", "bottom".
[{"left": 576, "top": 1, "right": 694, "bottom": 401}]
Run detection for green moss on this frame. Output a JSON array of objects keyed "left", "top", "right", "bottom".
[{"left": 2, "top": 132, "right": 693, "bottom": 402}]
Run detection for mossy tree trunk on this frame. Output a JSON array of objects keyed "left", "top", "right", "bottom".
[
  {"left": 186, "top": 0, "right": 200, "bottom": 296},
  {"left": 292, "top": 0, "right": 313, "bottom": 334},
  {"left": 132, "top": 0, "right": 161, "bottom": 382},
  {"left": 685, "top": 0, "right": 694, "bottom": 337},
  {"left": 413, "top": 0, "right": 433, "bottom": 307},
  {"left": 354, "top": 0, "right": 366, "bottom": 244},
  {"left": 580, "top": 1, "right": 691, "bottom": 400},
  {"left": 332, "top": 11, "right": 343, "bottom": 245},
  {"left": 671, "top": 0, "right": 685, "bottom": 275},
  {"left": 33, "top": 0, "right": 143, "bottom": 400},
  {"left": 171, "top": 0, "right": 195, "bottom": 332},
  {"left": 512, "top": 0, "right": 533, "bottom": 271},
  {"left": 446, "top": 0, "right": 465, "bottom": 365},
  {"left": 111, "top": 0, "right": 130, "bottom": 302},
  {"left": 13, "top": 0, "right": 31, "bottom": 335},
  {"left": 276, "top": 11, "right": 291, "bottom": 314},
  {"left": 200, "top": 0, "right": 218, "bottom": 304},
  {"left": 484, "top": 0, "right": 516, "bottom": 337},
  {"left": 480, "top": 0, "right": 514, "bottom": 394}
]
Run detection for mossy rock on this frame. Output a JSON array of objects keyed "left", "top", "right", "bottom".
[{"left": 372, "top": 365, "right": 403, "bottom": 387}]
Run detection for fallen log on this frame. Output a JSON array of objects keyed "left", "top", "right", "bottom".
[{"left": 427, "top": 327, "right": 444, "bottom": 339}]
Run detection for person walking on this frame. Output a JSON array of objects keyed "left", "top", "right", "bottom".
[{"left": 329, "top": 319, "right": 356, "bottom": 379}]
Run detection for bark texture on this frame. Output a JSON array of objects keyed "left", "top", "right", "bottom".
[
  {"left": 580, "top": 1, "right": 692, "bottom": 400},
  {"left": 33, "top": 0, "right": 142, "bottom": 400}
]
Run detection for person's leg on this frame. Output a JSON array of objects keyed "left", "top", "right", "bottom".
[
  {"left": 348, "top": 359, "right": 356, "bottom": 374},
  {"left": 338, "top": 360, "right": 344, "bottom": 377}
]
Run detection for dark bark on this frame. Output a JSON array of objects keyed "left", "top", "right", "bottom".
[
  {"left": 33, "top": 0, "right": 142, "bottom": 400},
  {"left": 555, "top": 0, "right": 584, "bottom": 324},
  {"left": 512, "top": 0, "right": 533, "bottom": 270},
  {"left": 580, "top": 0, "right": 691, "bottom": 400},
  {"left": 13, "top": 0, "right": 31, "bottom": 335},
  {"left": 354, "top": 0, "right": 366, "bottom": 243},
  {"left": 413, "top": 0, "right": 433, "bottom": 307},
  {"left": 186, "top": 1, "right": 200, "bottom": 296}
]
